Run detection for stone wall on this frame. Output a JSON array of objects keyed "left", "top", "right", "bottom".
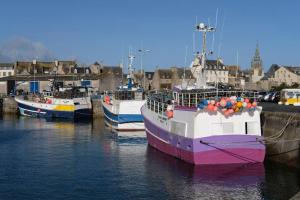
[
  {"left": 0, "top": 82, "right": 7, "bottom": 95},
  {"left": 262, "top": 111, "right": 300, "bottom": 167},
  {"left": 92, "top": 99, "right": 103, "bottom": 117},
  {"left": 2, "top": 97, "right": 18, "bottom": 114}
]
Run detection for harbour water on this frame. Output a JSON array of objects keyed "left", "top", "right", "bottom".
[{"left": 0, "top": 115, "right": 299, "bottom": 200}]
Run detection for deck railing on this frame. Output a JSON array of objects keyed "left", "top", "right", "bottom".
[
  {"left": 174, "top": 90, "right": 258, "bottom": 107},
  {"left": 147, "top": 90, "right": 258, "bottom": 114},
  {"left": 146, "top": 97, "right": 169, "bottom": 117}
]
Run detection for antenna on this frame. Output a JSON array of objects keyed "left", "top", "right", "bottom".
[
  {"left": 184, "top": 46, "right": 188, "bottom": 79},
  {"left": 181, "top": 46, "right": 188, "bottom": 89},
  {"left": 217, "top": 14, "right": 226, "bottom": 58},
  {"left": 193, "top": 16, "right": 198, "bottom": 55},
  {"left": 121, "top": 52, "right": 124, "bottom": 89},
  {"left": 138, "top": 48, "right": 151, "bottom": 89},
  {"left": 236, "top": 51, "right": 239, "bottom": 80},
  {"left": 211, "top": 8, "right": 219, "bottom": 55},
  {"left": 193, "top": 32, "right": 196, "bottom": 55}
]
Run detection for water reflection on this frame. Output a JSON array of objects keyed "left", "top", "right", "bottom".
[
  {"left": 145, "top": 146, "right": 265, "bottom": 199},
  {"left": 0, "top": 116, "right": 299, "bottom": 200}
]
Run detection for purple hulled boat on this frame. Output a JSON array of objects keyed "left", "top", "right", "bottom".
[{"left": 141, "top": 22, "right": 265, "bottom": 165}]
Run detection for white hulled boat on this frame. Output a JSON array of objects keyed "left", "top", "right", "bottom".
[{"left": 101, "top": 54, "right": 146, "bottom": 131}]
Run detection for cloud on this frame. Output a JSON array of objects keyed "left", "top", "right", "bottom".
[{"left": 0, "top": 37, "right": 54, "bottom": 62}]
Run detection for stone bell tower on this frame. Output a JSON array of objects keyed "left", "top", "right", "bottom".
[{"left": 250, "top": 43, "right": 264, "bottom": 83}]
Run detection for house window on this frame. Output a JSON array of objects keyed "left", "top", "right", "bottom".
[
  {"left": 3, "top": 72, "right": 6, "bottom": 76},
  {"left": 8, "top": 72, "right": 12, "bottom": 76}
]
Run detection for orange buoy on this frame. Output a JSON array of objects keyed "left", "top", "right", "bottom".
[
  {"left": 105, "top": 96, "right": 110, "bottom": 104},
  {"left": 166, "top": 110, "right": 174, "bottom": 118}
]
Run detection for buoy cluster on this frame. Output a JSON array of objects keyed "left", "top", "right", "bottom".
[
  {"left": 104, "top": 95, "right": 111, "bottom": 104},
  {"left": 197, "top": 96, "right": 257, "bottom": 117},
  {"left": 165, "top": 105, "right": 174, "bottom": 119}
]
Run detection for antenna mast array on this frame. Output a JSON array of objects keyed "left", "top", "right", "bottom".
[
  {"left": 127, "top": 48, "right": 135, "bottom": 90},
  {"left": 194, "top": 22, "right": 215, "bottom": 88}
]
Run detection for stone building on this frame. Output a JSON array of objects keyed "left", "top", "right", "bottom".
[
  {"left": 98, "top": 65, "right": 122, "bottom": 91},
  {"left": 152, "top": 67, "right": 195, "bottom": 90},
  {"left": 204, "top": 60, "right": 229, "bottom": 84},
  {"left": 0, "top": 63, "right": 14, "bottom": 78},
  {"left": 144, "top": 72, "right": 154, "bottom": 90},
  {"left": 225, "top": 65, "right": 240, "bottom": 87},
  {"left": 0, "top": 60, "right": 123, "bottom": 95},
  {"left": 267, "top": 65, "right": 300, "bottom": 86},
  {"left": 132, "top": 71, "right": 154, "bottom": 90},
  {"left": 14, "top": 60, "right": 77, "bottom": 75},
  {"left": 274, "top": 66, "right": 300, "bottom": 85},
  {"left": 250, "top": 64, "right": 300, "bottom": 91},
  {"left": 250, "top": 44, "right": 264, "bottom": 83}
]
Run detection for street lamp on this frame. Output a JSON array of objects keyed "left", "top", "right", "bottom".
[{"left": 138, "top": 49, "right": 151, "bottom": 89}]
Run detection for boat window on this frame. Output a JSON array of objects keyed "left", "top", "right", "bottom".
[
  {"left": 223, "top": 122, "right": 233, "bottom": 134},
  {"left": 245, "top": 122, "right": 257, "bottom": 135},
  {"left": 170, "top": 121, "right": 186, "bottom": 137},
  {"left": 211, "top": 123, "right": 223, "bottom": 135},
  {"left": 114, "top": 91, "right": 135, "bottom": 100}
]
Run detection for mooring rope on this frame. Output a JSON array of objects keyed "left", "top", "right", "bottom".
[
  {"left": 263, "top": 112, "right": 297, "bottom": 144},
  {"left": 200, "top": 141, "right": 259, "bottom": 163}
]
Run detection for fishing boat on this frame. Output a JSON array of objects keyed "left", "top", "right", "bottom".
[
  {"left": 15, "top": 87, "right": 92, "bottom": 119},
  {"left": 102, "top": 54, "right": 145, "bottom": 131},
  {"left": 141, "top": 22, "right": 265, "bottom": 165}
]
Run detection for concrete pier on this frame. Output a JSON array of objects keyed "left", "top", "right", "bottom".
[
  {"left": 261, "top": 110, "right": 300, "bottom": 167},
  {"left": 290, "top": 191, "right": 300, "bottom": 200},
  {"left": 2, "top": 97, "right": 18, "bottom": 114},
  {"left": 92, "top": 98, "right": 104, "bottom": 117}
]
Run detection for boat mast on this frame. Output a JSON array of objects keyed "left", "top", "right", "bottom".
[
  {"left": 128, "top": 53, "right": 135, "bottom": 90},
  {"left": 195, "top": 22, "right": 215, "bottom": 88}
]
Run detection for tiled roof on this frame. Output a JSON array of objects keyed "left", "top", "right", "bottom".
[
  {"left": 285, "top": 66, "right": 300, "bottom": 75},
  {"left": 0, "top": 63, "right": 14, "bottom": 69},
  {"left": 158, "top": 69, "right": 173, "bottom": 79},
  {"left": 262, "top": 64, "right": 280, "bottom": 80}
]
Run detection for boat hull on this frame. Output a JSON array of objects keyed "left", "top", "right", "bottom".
[
  {"left": 17, "top": 101, "right": 92, "bottom": 120},
  {"left": 102, "top": 102, "right": 144, "bottom": 131},
  {"left": 144, "top": 116, "right": 265, "bottom": 165}
]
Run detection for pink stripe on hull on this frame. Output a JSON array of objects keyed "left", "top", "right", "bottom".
[{"left": 146, "top": 130, "right": 265, "bottom": 165}]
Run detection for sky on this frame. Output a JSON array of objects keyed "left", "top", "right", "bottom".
[{"left": 0, "top": 0, "right": 300, "bottom": 72}]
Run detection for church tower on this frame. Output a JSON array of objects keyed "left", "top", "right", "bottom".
[{"left": 250, "top": 43, "right": 264, "bottom": 83}]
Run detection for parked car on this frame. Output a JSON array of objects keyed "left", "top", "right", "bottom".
[
  {"left": 262, "top": 92, "right": 273, "bottom": 102},
  {"left": 257, "top": 91, "right": 267, "bottom": 102},
  {"left": 270, "top": 92, "right": 280, "bottom": 103}
]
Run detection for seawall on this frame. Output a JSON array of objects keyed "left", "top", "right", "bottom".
[
  {"left": 92, "top": 98, "right": 104, "bottom": 118},
  {"left": 261, "top": 111, "right": 300, "bottom": 167},
  {"left": 1, "top": 97, "right": 18, "bottom": 114}
]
